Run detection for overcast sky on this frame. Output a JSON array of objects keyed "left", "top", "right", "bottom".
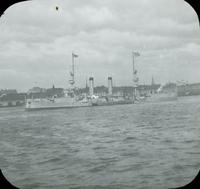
[{"left": 0, "top": 0, "right": 199, "bottom": 92}]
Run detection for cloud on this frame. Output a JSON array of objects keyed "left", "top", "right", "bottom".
[{"left": 0, "top": 0, "right": 199, "bottom": 91}]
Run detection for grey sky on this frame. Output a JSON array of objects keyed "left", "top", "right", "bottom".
[{"left": 0, "top": 0, "right": 199, "bottom": 92}]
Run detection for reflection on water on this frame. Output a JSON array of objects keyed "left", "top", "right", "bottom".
[{"left": 0, "top": 96, "right": 200, "bottom": 189}]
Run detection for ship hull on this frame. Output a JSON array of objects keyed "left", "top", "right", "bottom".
[
  {"left": 25, "top": 104, "right": 91, "bottom": 111},
  {"left": 92, "top": 101, "right": 134, "bottom": 106},
  {"left": 91, "top": 97, "right": 134, "bottom": 106},
  {"left": 25, "top": 97, "right": 92, "bottom": 111},
  {"left": 25, "top": 97, "right": 134, "bottom": 110}
]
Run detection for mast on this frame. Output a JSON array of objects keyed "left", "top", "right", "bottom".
[
  {"left": 72, "top": 53, "right": 74, "bottom": 84},
  {"left": 132, "top": 51, "right": 140, "bottom": 101},
  {"left": 69, "top": 53, "right": 78, "bottom": 88}
]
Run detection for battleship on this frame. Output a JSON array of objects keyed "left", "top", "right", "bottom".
[
  {"left": 25, "top": 51, "right": 177, "bottom": 110},
  {"left": 25, "top": 52, "right": 140, "bottom": 111},
  {"left": 25, "top": 53, "right": 92, "bottom": 110}
]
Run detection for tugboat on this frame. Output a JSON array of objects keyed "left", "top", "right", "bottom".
[{"left": 25, "top": 53, "right": 92, "bottom": 110}]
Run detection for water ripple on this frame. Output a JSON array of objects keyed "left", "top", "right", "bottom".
[{"left": 0, "top": 96, "right": 200, "bottom": 189}]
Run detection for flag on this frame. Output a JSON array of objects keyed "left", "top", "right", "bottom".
[
  {"left": 133, "top": 52, "right": 140, "bottom": 57},
  {"left": 70, "top": 72, "right": 74, "bottom": 77},
  {"left": 72, "top": 53, "right": 78, "bottom": 58}
]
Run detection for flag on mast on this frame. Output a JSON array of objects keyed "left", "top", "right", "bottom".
[
  {"left": 72, "top": 53, "right": 78, "bottom": 58},
  {"left": 70, "top": 72, "right": 74, "bottom": 76},
  {"left": 133, "top": 52, "right": 140, "bottom": 57}
]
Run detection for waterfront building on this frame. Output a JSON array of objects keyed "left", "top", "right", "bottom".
[{"left": 0, "top": 89, "right": 17, "bottom": 95}]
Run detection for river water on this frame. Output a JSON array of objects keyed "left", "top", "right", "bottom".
[{"left": 0, "top": 96, "right": 200, "bottom": 189}]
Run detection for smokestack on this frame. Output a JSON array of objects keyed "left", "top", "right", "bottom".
[
  {"left": 89, "top": 77, "right": 94, "bottom": 96},
  {"left": 108, "top": 77, "right": 113, "bottom": 96}
]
